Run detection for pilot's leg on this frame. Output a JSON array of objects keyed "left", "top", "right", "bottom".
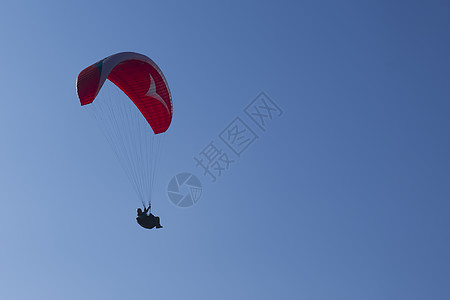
[{"left": 156, "top": 216, "right": 163, "bottom": 228}]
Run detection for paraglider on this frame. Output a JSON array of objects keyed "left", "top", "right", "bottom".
[
  {"left": 136, "top": 205, "right": 163, "bottom": 229},
  {"left": 76, "top": 52, "right": 172, "bottom": 229}
]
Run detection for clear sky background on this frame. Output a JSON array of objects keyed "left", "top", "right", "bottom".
[{"left": 1, "top": 1, "right": 449, "bottom": 299}]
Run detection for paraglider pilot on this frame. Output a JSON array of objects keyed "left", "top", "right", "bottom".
[{"left": 137, "top": 204, "right": 163, "bottom": 229}]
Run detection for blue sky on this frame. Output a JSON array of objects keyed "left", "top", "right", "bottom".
[{"left": 1, "top": 1, "right": 449, "bottom": 299}]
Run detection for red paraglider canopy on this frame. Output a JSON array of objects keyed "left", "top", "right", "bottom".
[{"left": 76, "top": 52, "right": 172, "bottom": 134}]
